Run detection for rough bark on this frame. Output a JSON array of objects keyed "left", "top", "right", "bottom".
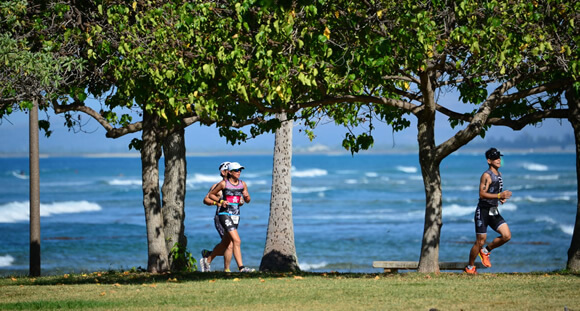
[
  {"left": 416, "top": 117, "right": 443, "bottom": 271},
  {"left": 162, "top": 127, "right": 188, "bottom": 271},
  {"left": 260, "top": 113, "right": 300, "bottom": 272},
  {"left": 141, "top": 110, "right": 169, "bottom": 273},
  {"left": 566, "top": 88, "right": 580, "bottom": 272}
]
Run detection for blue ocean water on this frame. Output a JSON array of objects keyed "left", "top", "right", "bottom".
[{"left": 0, "top": 152, "right": 576, "bottom": 275}]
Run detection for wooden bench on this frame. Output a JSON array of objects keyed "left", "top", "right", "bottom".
[{"left": 373, "top": 261, "right": 485, "bottom": 273}]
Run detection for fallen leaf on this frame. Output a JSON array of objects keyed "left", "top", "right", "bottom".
[
  {"left": 374, "top": 276, "right": 380, "bottom": 280},
  {"left": 112, "top": 283, "right": 121, "bottom": 287},
  {"left": 293, "top": 276, "right": 304, "bottom": 280},
  {"left": 150, "top": 284, "right": 157, "bottom": 288},
  {"left": 233, "top": 278, "right": 240, "bottom": 282},
  {"left": 209, "top": 280, "right": 216, "bottom": 283},
  {"left": 11, "top": 277, "right": 17, "bottom": 281},
  {"left": 100, "top": 292, "right": 106, "bottom": 296}
]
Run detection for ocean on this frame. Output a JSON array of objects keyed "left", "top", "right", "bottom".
[{"left": 0, "top": 152, "right": 576, "bottom": 275}]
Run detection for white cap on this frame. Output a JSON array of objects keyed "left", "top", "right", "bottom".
[
  {"left": 228, "top": 162, "right": 245, "bottom": 170},
  {"left": 219, "top": 162, "right": 230, "bottom": 171}
]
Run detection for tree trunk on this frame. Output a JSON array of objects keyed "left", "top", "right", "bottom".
[
  {"left": 417, "top": 72, "right": 443, "bottom": 273},
  {"left": 141, "top": 110, "right": 169, "bottom": 273},
  {"left": 162, "top": 127, "right": 188, "bottom": 271},
  {"left": 260, "top": 113, "right": 300, "bottom": 272},
  {"left": 566, "top": 88, "right": 580, "bottom": 272},
  {"left": 416, "top": 113, "right": 443, "bottom": 273},
  {"left": 29, "top": 97, "right": 41, "bottom": 277}
]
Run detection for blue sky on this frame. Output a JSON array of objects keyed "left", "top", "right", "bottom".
[{"left": 0, "top": 98, "right": 573, "bottom": 155}]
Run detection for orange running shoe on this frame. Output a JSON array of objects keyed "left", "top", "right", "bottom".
[
  {"left": 479, "top": 248, "right": 492, "bottom": 267},
  {"left": 464, "top": 266, "right": 477, "bottom": 274}
]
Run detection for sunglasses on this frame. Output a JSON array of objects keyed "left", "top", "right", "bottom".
[
  {"left": 488, "top": 152, "right": 501, "bottom": 160},
  {"left": 230, "top": 169, "right": 242, "bottom": 172}
]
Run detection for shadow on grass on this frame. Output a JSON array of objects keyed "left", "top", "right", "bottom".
[
  {"left": 1, "top": 270, "right": 392, "bottom": 286},
  {"left": 2, "top": 268, "right": 579, "bottom": 286}
]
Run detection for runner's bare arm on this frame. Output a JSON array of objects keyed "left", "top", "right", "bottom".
[
  {"left": 479, "top": 173, "right": 491, "bottom": 199},
  {"left": 242, "top": 181, "right": 251, "bottom": 203},
  {"left": 203, "top": 184, "right": 218, "bottom": 206},
  {"left": 208, "top": 181, "right": 227, "bottom": 207}
]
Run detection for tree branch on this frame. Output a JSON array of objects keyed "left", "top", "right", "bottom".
[
  {"left": 51, "top": 100, "right": 143, "bottom": 138},
  {"left": 293, "top": 95, "right": 421, "bottom": 115}
]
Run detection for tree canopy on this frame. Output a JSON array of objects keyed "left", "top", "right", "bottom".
[{"left": 1, "top": 0, "right": 577, "bottom": 273}]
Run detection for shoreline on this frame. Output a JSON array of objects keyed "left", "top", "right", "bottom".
[{"left": 0, "top": 146, "right": 575, "bottom": 159}]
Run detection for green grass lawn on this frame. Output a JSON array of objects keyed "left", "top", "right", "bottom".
[{"left": 1, "top": 270, "right": 579, "bottom": 310}]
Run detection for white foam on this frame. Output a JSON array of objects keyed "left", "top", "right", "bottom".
[
  {"left": 241, "top": 173, "right": 261, "bottom": 179},
  {"left": 444, "top": 204, "right": 474, "bottom": 217},
  {"left": 12, "top": 171, "right": 28, "bottom": 180},
  {"left": 555, "top": 196, "right": 572, "bottom": 201},
  {"left": 365, "top": 172, "right": 378, "bottom": 178},
  {"left": 396, "top": 166, "right": 418, "bottom": 174},
  {"left": 295, "top": 210, "right": 424, "bottom": 222},
  {"left": 561, "top": 225, "right": 574, "bottom": 236},
  {"left": 292, "top": 168, "right": 328, "bottom": 178},
  {"left": 536, "top": 216, "right": 557, "bottom": 224},
  {"left": 0, "top": 255, "right": 14, "bottom": 267},
  {"left": 536, "top": 216, "right": 574, "bottom": 236},
  {"left": 108, "top": 178, "right": 142, "bottom": 186},
  {"left": 336, "top": 170, "right": 357, "bottom": 175},
  {"left": 408, "top": 175, "right": 423, "bottom": 181},
  {"left": 457, "top": 185, "right": 477, "bottom": 191},
  {"left": 0, "top": 201, "right": 102, "bottom": 223},
  {"left": 292, "top": 186, "right": 330, "bottom": 194},
  {"left": 345, "top": 179, "right": 358, "bottom": 184},
  {"left": 524, "top": 174, "right": 559, "bottom": 181},
  {"left": 188, "top": 173, "right": 222, "bottom": 184},
  {"left": 523, "top": 163, "right": 549, "bottom": 171},
  {"left": 244, "top": 180, "right": 267, "bottom": 187},
  {"left": 299, "top": 261, "right": 328, "bottom": 271},
  {"left": 524, "top": 196, "right": 548, "bottom": 203},
  {"left": 499, "top": 203, "right": 517, "bottom": 212}
]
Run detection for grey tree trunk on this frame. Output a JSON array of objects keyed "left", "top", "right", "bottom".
[
  {"left": 162, "top": 127, "right": 188, "bottom": 271},
  {"left": 29, "top": 97, "right": 40, "bottom": 277},
  {"left": 141, "top": 110, "right": 169, "bottom": 273},
  {"left": 566, "top": 88, "right": 580, "bottom": 272},
  {"left": 260, "top": 113, "right": 300, "bottom": 272},
  {"left": 416, "top": 110, "right": 443, "bottom": 273},
  {"left": 417, "top": 72, "right": 442, "bottom": 273}
]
